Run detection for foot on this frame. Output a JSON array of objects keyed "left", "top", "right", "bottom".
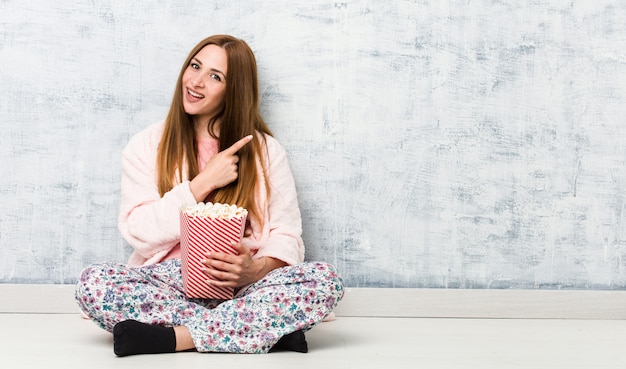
[
  {"left": 113, "top": 320, "right": 176, "bottom": 357},
  {"left": 270, "top": 330, "right": 308, "bottom": 353}
]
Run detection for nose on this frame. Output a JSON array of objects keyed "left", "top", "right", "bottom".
[{"left": 191, "top": 73, "right": 204, "bottom": 87}]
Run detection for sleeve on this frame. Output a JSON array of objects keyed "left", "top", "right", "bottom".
[
  {"left": 250, "top": 136, "right": 305, "bottom": 265},
  {"left": 117, "top": 126, "right": 197, "bottom": 260}
]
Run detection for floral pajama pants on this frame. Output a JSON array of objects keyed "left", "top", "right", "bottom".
[{"left": 75, "top": 259, "right": 344, "bottom": 353}]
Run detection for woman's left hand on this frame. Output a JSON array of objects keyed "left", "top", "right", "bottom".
[{"left": 202, "top": 243, "right": 264, "bottom": 288}]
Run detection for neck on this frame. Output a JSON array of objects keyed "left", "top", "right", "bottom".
[{"left": 194, "top": 118, "right": 220, "bottom": 139}]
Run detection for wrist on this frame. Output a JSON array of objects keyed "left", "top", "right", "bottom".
[
  {"left": 256, "top": 257, "right": 287, "bottom": 279},
  {"left": 254, "top": 257, "right": 268, "bottom": 281},
  {"left": 189, "top": 176, "right": 215, "bottom": 202}
]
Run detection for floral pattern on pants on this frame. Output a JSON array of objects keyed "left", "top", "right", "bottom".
[{"left": 75, "top": 259, "right": 344, "bottom": 353}]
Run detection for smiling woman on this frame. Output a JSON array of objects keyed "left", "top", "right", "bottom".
[
  {"left": 182, "top": 44, "right": 227, "bottom": 126},
  {"left": 74, "top": 35, "right": 344, "bottom": 356}
]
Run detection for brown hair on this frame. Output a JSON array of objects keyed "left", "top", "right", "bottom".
[{"left": 156, "top": 35, "right": 272, "bottom": 224}]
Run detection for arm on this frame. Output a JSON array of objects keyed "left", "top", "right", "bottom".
[
  {"left": 118, "top": 125, "right": 197, "bottom": 260},
  {"left": 253, "top": 136, "right": 305, "bottom": 265}
]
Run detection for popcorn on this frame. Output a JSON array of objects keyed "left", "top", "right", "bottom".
[
  {"left": 179, "top": 202, "right": 248, "bottom": 299},
  {"left": 182, "top": 202, "right": 247, "bottom": 219}
]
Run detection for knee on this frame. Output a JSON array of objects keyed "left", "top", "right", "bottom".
[
  {"left": 317, "top": 261, "right": 343, "bottom": 286},
  {"left": 76, "top": 263, "right": 107, "bottom": 289},
  {"left": 74, "top": 263, "right": 115, "bottom": 311},
  {"left": 307, "top": 262, "right": 345, "bottom": 303},
  {"left": 75, "top": 264, "right": 102, "bottom": 302}
]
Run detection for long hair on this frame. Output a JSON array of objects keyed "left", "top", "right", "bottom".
[{"left": 156, "top": 35, "right": 272, "bottom": 224}]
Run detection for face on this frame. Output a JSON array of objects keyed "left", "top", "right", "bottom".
[{"left": 181, "top": 44, "right": 228, "bottom": 123}]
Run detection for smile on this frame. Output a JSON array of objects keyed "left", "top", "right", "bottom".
[{"left": 187, "top": 89, "right": 204, "bottom": 99}]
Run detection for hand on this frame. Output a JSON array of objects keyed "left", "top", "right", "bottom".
[
  {"left": 202, "top": 242, "right": 263, "bottom": 288},
  {"left": 190, "top": 135, "right": 253, "bottom": 201}
]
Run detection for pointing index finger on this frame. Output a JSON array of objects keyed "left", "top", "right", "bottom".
[{"left": 224, "top": 135, "right": 253, "bottom": 155}]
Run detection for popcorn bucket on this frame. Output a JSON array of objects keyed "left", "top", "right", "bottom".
[{"left": 179, "top": 204, "right": 247, "bottom": 299}]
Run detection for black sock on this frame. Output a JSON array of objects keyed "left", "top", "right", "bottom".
[
  {"left": 270, "top": 330, "right": 308, "bottom": 353},
  {"left": 113, "top": 320, "right": 176, "bottom": 357}
]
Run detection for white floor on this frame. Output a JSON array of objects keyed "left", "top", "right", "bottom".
[{"left": 3, "top": 313, "right": 626, "bottom": 369}]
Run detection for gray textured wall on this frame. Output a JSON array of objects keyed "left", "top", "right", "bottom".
[{"left": 1, "top": 1, "right": 625, "bottom": 288}]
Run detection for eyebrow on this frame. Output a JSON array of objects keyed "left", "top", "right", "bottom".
[{"left": 191, "top": 57, "right": 226, "bottom": 78}]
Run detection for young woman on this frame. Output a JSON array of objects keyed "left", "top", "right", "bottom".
[{"left": 75, "top": 35, "right": 344, "bottom": 356}]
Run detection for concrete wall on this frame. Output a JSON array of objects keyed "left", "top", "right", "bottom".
[{"left": 1, "top": 0, "right": 625, "bottom": 288}]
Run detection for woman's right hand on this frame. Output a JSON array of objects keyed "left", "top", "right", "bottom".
[{"left": 190, "top": 135, "right": 253, "bottom": 201}]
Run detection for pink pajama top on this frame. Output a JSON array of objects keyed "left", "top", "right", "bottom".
[{"left": 118, "top": 121, "right": 305, "bottom": 267}]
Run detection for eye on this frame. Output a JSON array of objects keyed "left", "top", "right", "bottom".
[
  {"left": 190, "top": 62, "right": 200, "bottom": 70},
  {"left": 210, "top": 73, "right": 222, "bottom": 82}
]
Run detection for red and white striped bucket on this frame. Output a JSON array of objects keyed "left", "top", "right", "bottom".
[{"left": 179, "top": 211, "right": 246, "bottom": 299}]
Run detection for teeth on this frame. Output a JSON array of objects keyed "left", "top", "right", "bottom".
[{"left": 188, "top": 89, "right": 204, "bottom": 98}]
